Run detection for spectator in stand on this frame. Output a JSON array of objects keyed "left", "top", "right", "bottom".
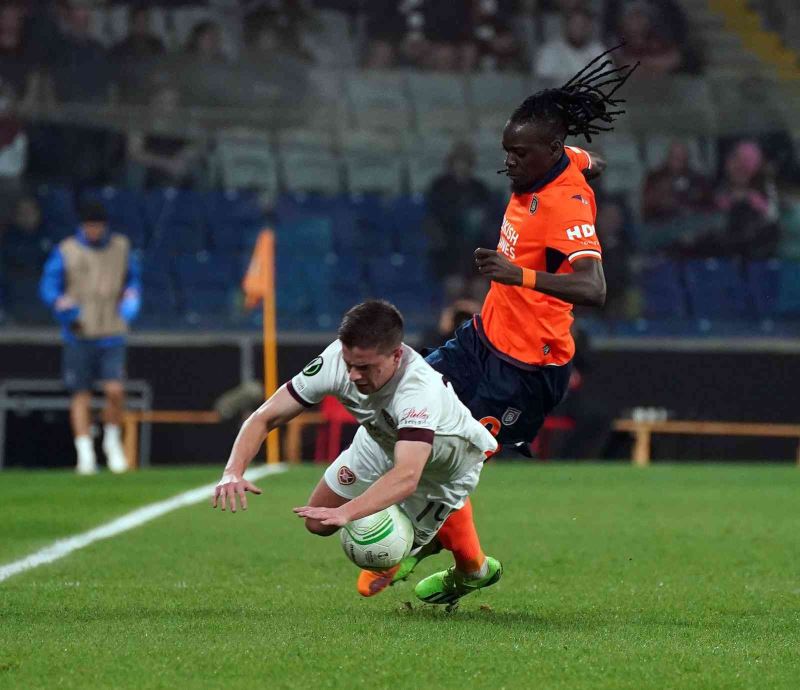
[
  {"left": 39, "top": 200, "right": 141, "bottom": 475},
  {"left": 0, "top": 79, "right": 26, "bottom": 224},
  {"left": 0, "top": 196, "right": 50, "bottom": 323},
  {"left": 48, "top": 1, "right": 110, "bottom": 104},
  {"left": 673, "top": 140, "right": 779, "bottom": 259},
  {"left": 424, "top": 141, "right": 498, "bottom": 298},
  {"left": 126, "top": 85, "right": 203, "bottom": 189},
  {"left": 712, "top": 140, "right": 779, "bottom": 258},
  {"left": 592, "top": 195, "right": 633, "bottom": 318},
  {"left": 613, "top": 2, "right": 682, "bottom": 75},
  {"left": 185, "top": 20, "right": 227, "bottom": 63},
  {"left": 471, "top": 0, "right": 522, "bottom": 72},
  {"left": 535, "top": 8, "right": 606, "bottom": 82},
  {"left": 110, "top": 7, "right": 165, "bottom": 60},
  {"left": 641, "top": 141, "right": 713, "bottom": 222},
  {"left": 0, "top": 2, "right": 34, "bottom": 102},
  {"left": 421, "top": 297, "right": 483, "bottom": 350},
  {"left": 364, "top": 1, "right": 478, "bottom": 71},
  {"left": 243, "top": 7, "right": 314, "bottom": 64}
]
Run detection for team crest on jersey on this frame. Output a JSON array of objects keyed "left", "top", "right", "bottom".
[
  {"left": 529, "top": 195, "right": 538, "bottom": 215},
  {"left": 543, "top": 344, "right": 551, "bottom": 356},
  {"left": 302, "top": 356, "right": 323, "bottom": 376},
  {"left": 337, "top": 466, "right": 356, "bottom": 485},
  {"left": 502, "top": 408, "right": 522, "bottom": 426},
  {"left": 572, "top": 194, "right": 589, "bottom": 205}
]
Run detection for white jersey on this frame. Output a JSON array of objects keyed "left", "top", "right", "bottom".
[{"left": 288, "top": 341, "right": 498, "bottom": 480}]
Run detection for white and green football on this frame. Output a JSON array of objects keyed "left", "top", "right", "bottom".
[{"left": 340, "top": 505, "right": 414, "bottom": 571}]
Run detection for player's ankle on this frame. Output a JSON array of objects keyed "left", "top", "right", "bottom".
[{"left": 457, "top": 556, "right": 489, "bottom": 580}]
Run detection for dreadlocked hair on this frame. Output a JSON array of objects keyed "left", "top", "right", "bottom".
[{"left": 510, "top": 45, "right": 639, "bottom": 143}]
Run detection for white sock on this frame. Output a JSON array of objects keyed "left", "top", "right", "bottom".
[
  {"left": 465, "top": 558, "right": 489, "bottom": 580},
  {"left": 103, "top": 424, "right": 122, "bottom": 448},
  {"left": 75, "top": 435, "right": 95, "bottom": 464}
]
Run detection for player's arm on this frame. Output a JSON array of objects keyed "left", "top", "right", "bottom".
[
  {"left": 293, "top": 440, "right": 431, "bottom": 527},
  {"left": 212, "top": 385, "right": 305, "bottom": 512},
  {"left": 583, "top": 150, "right": 606, "bottom": 180},
  {"left": 474, "top": 249, "right": 606, "bottom": 307}
]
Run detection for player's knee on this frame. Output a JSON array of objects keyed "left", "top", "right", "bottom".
[
  {"left": 105, "top": 382, "right": 125, "bottom": 401},
  {"left": 304, "top": 518, "right": 337, "bottom": 537}
]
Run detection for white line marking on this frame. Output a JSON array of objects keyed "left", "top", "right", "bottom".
[{"left": 0, "top": 464, "right": 288, "bottom": 584}]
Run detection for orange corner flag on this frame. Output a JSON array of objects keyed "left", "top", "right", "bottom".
[{"left": 242, "top": 230, "right": 274, "bottom": 309}]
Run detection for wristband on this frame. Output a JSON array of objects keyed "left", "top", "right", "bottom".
[{"left": 521, "top": 268, "right": 537, "bottom": 289}]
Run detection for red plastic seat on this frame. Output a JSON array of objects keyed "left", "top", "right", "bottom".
[{"left": 314, "top": 396, "right": 358, "bottom": 462}]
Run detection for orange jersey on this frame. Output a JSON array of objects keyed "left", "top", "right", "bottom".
[{"left": 479, "top": 146, "right": 601, "bottom": 367}]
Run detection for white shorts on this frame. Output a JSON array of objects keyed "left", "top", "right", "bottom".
[{"left": 324, "top": 426, "right": 484, "bottom": 546}]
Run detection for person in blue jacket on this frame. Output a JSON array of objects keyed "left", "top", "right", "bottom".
[{"left": 40, "top": 201, "right": 141, "bottom": 474}]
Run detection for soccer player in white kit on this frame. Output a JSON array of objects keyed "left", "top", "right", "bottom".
[{"left": 212, "top": 300, "right": 503, "bottom": 605}]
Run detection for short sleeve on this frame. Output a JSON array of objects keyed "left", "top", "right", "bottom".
[
  {"left": 546, "top": 201, "right": 602, "bottom": 264},
  {"left": 565, "top": 146, "right": 591, "bottom": 171},
  {"left": 391, "top": 384, "right": 440, "bottom": 445},
  {"left": 287, "top": 342, "right": 342, "bottom": 407}
]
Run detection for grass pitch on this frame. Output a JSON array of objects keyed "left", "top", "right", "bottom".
[{"left": 1, "top": 463, "right": 799, "bottom": 690}]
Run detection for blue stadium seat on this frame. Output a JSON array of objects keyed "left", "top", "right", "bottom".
[
  {"left": 37, "top": 185, "right": 78, "bottom": 241},
  {"left": 390, "top": 196, "right": 428, "bottom": 253},
  {"left": 175, "top": 252, "right": 238, "bottom": 289},
  {"left": 639, "top": 258, "right": 687, "bottom": 318},
  {"left": 777, "top": 261, "right": 800, "bottom": 317},
  {"left": 746, "top": 260, "right": 780, "bottom": 318},
  {"left": 83, "top": 187, "right": 147, "bottom": 248},
  {"left": 145, "top": 189, "right": 208, "bottom": 253},
  {"left": 684, "top": 258, "right": 751, "bottom": 319},
  {"left": 206, "top": 191, "right": 266, "bottom": 252}
]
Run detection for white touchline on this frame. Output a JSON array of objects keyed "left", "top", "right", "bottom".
[{"left": 0, "top": 464, "right": 288, "bottom": 584}]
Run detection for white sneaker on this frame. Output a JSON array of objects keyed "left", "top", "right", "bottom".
[
  {"left": 103, "top": 424, "right": 129, "bottom": 474},
  {"left": 104, "top": 441, "right": 129, "bottom": 474},
  {"left": 75, "top": 435, "right": 98, "bottom": 475}
]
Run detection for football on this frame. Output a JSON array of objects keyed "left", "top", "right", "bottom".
[{"left": 340, "top": 505, "right": 414, "bottom": 571}]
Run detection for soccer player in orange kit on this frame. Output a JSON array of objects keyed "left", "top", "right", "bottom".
[{"left": 357, "top": 48, "right": 639, "bottom": 606}]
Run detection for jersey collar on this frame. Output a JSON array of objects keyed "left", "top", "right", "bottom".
[{"left": 521, "top": 152, "right": 569, "bottom": 194}]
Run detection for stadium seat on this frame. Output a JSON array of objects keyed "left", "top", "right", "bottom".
[
  {"left": 345, "top": 71, "right": 412, "bottom": 131},
  {"left": 145, "top": 189, "right": 208, "bottom": 253},
  {"left": 597, "top": 133, "right": 644, "bottom": 195},
  {"left": 175, "top": 252, "right": 240, "bottom": 326},
  {"left": 684, "top": 258, "right": 752, "bottom": 320},
  {"left": 340, "top": 131, "right": 406, "bottom": 196},
  {"left": 777, "top": 261, "right": 800, "bottom": 317},
  {"left": 303, "top": 11, "right": 357, "bottom": 68},
  {"left": 639, "top": 258, "right": 687, "bottom": 318},
  {"left": 390, "top": 196, "right": 429, "bottom": 253},
  {"left": 746, "top": 260, "right": 781, "bottom": 318},
  {"left": 36, "top": 185, "right": 78, "bottom": 241},
  {"left": 206, "top": 190, "right": 266, "bottom": 252},
  {"left": 279, "top": 143, "right": 342, "bottom": 196},
  {"left": 468, "top": 73, "right": 527, "bottom": 132},
  {"left": 405, "top": 135, "right": 454, "bottom": 196},
  {"left": 214, "top": 133, "right": 279, "bottom": 194},
  {"left": 407, "top": 72, "right": 470, "bottom": 132},
  {"left": 83, "top": 187, "right": 147, "bottom": 248}
]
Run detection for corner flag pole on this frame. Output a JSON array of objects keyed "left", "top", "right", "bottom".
[{"left": 259, "top": 231, "right": 280, "bottom": 464}]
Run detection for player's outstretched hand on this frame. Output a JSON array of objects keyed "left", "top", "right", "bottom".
[
  {"left": 212, "top": 475, "right": 262, "bottom": 513},
  {"left": 474, "top": 248, "right": 523, "bottom": 286},
  {"left": 292, "top": 505, "right": 349, "bottom": 527}
]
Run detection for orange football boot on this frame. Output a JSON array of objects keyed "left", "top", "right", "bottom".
[{"left": 357, "top": 564, "right": 401, "bottom": 597}]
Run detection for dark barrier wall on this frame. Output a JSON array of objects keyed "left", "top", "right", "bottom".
[{"left": 1, "top": 340, "right": 798, "bottom": 467}]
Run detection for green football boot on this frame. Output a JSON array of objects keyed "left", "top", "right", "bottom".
[
  {"left": 391, "top": 539, "right": 443, "bottom": 584},
  {"left": 414, "top": 556, "right": 503, "bottom": 608}
]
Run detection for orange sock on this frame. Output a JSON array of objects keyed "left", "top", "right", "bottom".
[{"left": 436, "top": 498, "right": 486, "bottom": 575}]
